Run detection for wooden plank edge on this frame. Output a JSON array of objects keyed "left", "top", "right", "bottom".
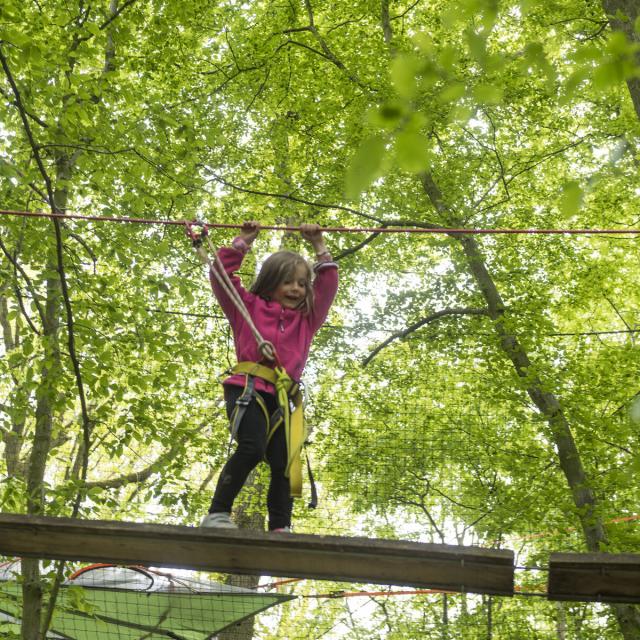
[
  {"left": 548, "top": 552, "right": 640, "bottom": 604},
  {"left": 0, "top": 514, "right": 515, "bottom": 596}
]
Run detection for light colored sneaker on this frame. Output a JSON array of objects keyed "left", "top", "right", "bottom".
[
  {"left": 271, "top": 527, "right": 292, "bottom": 533},
  {"left": 200, "top": 512, "right": 237, "bottom": 529}
]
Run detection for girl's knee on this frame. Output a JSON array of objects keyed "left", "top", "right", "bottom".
[{"left": 236, "top": 440, "right": 266, "bottom": 466}]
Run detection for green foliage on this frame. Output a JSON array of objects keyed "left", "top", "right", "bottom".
[{"left": 1, "top": 0, "right": 640, "bottom": 637}]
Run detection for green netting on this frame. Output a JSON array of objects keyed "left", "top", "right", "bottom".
[{"left": 0, "top": 563, "right": 293, "bottom": 639}]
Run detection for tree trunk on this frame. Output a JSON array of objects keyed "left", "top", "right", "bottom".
[
  {"left": 601, "top": 0, "right": 640, "bottom": 120},
  {"left": 21, "top": 242, "right": 62, "bottom": 639},
  {"left": 0, "top": 294, "right": 27, "bottom": 477},
  {"left": 21, "top": 153, "right": 72, "bottom": 640},
  {"left": 420, "top": 172, "right": 640, "bottom": 638},
  {"left": 218, "top": 470, "right": 265, "bottom": 640}
]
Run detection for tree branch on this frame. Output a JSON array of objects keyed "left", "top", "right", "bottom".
[
  {"left": 0, "top": 46, "right": 56, "bottom": 205},
  {"left": 0, "top": 234, "right": 45, "bottom": 329},
  {"left": 0, "top": 86, "right": 49, "bottom": 128},
  {"left": 391, "top": 0, "right": 423, "bottom": 21},
  {"left": 0, "top": 43, "right": 93, "bottom": 514},
  {"left": 363, "top": 307, "right": 489, "bottom": 366},
  {"left": 333, "top": 231, "right": 382, "bottom": 261},
  {"left": 205, "top": 171, "right": 386, "bottom": 223},
  {"left": 84, "top": 425, "right": 205, "bottom": 490},
  {"left": 0, "top": 155, "right": 50, "bottom": 203},
  {"left": 72, "top": 0, "right": 139, "bottom": 47},
  {"left": 302, "top": 0, "right": 373, "bottom": 90}
]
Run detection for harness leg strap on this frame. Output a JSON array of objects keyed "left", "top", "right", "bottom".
[{"left": 227, "top": 376, "right": 256, "bottom": 453}]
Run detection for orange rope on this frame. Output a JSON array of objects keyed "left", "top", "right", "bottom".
[{"left": 1, "top": 208, "right": 640, "bottom": 235}]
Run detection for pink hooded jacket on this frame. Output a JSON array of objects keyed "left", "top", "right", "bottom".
[{"left": 210, "top": 239, "right": 339, "bottom": 395}]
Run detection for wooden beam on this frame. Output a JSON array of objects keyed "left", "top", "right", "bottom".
[
  {"left": 548, "top": 552, "right": 640, "bottom": 603},
  {"left": 0, "top": 514, "right": 514, "bottom": 596}
]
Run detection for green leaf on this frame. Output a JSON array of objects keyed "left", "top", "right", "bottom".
[
  {"left": 466, "top": 30, "right": 487, "bottom": 67},
  {"left": 368, "top": 103, "right": 405, "bottom": 130},
  {"left": 559, "top": 181, "right": 584, "bottom": 216},
  {"left": 344, "top": 135, "right": 386, "bottom": 200},
  {"left": 472, "top": 83, "right": 503, "bottom": 105},
  {"left": 395, "top": 131, "right": 431, "bottom": 173},
  {"left": 0, "top": 29, "right": 30, "bottom": 47},
  {"left": 390, "top": 54, "right": 422, "bottom": 99},
  {"left": 438, "top": 82, "right": 466, "bottom": 104}
]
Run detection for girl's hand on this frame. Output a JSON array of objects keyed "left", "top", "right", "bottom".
[
  {"left": 240, "top": 220, "right": 260, "bottom": 244},
  {"left": 300, "top": 223, "right": 328, "bottom": 255}
]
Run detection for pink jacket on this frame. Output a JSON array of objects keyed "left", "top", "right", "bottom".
[{"left": 210, "top": 240, "right": 339, "bottom": 395}]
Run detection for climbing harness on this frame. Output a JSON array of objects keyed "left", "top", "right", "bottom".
[
  {"left": 227, "top": 362, "right": 317, "bottom": 508},
  {"left": 187, "top": 223, "right": 317, "bottom": 507}
]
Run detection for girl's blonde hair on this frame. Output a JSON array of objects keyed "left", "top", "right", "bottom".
[{"left": 250, "top": 251, "right": 314, "bottom": 313}]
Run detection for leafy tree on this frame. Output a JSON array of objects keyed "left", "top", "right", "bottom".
[{"left": 1, "top": 0, "right": 639, "bottom": 638}]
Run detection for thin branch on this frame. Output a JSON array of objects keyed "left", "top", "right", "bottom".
[
  {"left": 363, "top": 307, "right": 489, "bottom": 366},
  {"left": 333, "top": 231, "right": 382, "bottom": 261},
  {"left": 303, "top": 0, "right": 373, "bottom": 90},
  {"left": 0, "top": 46, "right": 56, "bottom": 205},
  {"left": 485, "top": 110, "right": 509, "bottom": 198},
  {"left": 476, "top": 136, "right": 590, "bottom": 214},
  {"left": 327, "top": 17, "right": 367, "bottom": 34},
  {"left": 0, "top": 155, "right": 50, "bottom": 203},
  {"left": 0, "top": 44, "right": 93, "bottom": 514},
  {"left": 604, "top": 294, "right": 633, "bottom": 332},
  {"left": 245, "top": 66, "right": 271, "bottom": 112},
  {"left": 66, "top": 231, "right": 98, "bottom": 267},
  {"left": 99, "top": 0, "right": 137, "bottom": 32},
  {"left": 549, "top": 329, "right": 639, "bottom": 337},
  {"left": 205, "top": 171, "right": 385, "bottom": 223},
  {"left": 280, "top": 26, "right": 312, "bottom": 34},
  {"left": 0, "top": 86, "right": 48, "bottom": 128},
  {"left": 391, "top": 0, "right": 422, "bottom": 21},
  {"left": 0, "top": 235, "right": 45, "bottom": 328},
  {"left": 84, "top": 425, "right": 206, "bottom": 490},
  {"left": 282, "top": 38, "right": 334, "bottom": 63},
  {"left": 72, "top": 0, "right": 139, "bottom": 47}
]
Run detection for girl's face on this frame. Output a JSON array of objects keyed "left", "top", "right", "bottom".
[{"left": 271, "top": 263, "right": 309, "bottom": 309}]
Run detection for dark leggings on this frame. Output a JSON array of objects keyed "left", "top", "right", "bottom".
[{"left": 209, "top": 385, "right": 293, "bottom": 530}]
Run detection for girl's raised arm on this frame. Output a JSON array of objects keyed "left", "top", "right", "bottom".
[{"left": 209, "top": 221, "right": 260, "bottom": 322}]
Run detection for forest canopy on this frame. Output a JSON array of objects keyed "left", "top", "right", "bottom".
[{"left": 1, "top": 0, "right": 639, "bottom": 638}]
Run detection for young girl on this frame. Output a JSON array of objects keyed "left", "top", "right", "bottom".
[{"left": 201, "top": 221, "right": 338, "bottom": 531}]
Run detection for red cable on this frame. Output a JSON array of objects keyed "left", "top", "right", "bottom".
[{"left": 1, "top": 208, "right": 639, "bottom": 235}]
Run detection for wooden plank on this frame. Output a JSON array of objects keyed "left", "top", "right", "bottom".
[
  {"left": 0, "top": 514, "right": 514, "bottom": 596},
  {"left": 548, "top": 552, "right": 640, "bottom": 603}
]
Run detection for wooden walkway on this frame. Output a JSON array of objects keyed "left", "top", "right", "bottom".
[
  {"left": 2, "top": 514, "right": 640, "bottom": 602},
  {"left": 0, "top": 514, "right": 513, "bottom": 596},
  {"left": 548, "top": 552, "right": 640, "bottom": 603}
]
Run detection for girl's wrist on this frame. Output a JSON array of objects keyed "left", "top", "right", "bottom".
[
  {"left": 313, "top": 243, "right": 328, "bottom": 255},
  {"left": 232, "top": 236, "right": 251, "bottom": 252}
]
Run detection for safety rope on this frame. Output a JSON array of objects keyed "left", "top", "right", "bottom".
[
  {"left": 189, "top": 224, "right": 276, "bottom": 362},
  {"left": 2, "top": 208, "right": 640, "bottom": 235}
]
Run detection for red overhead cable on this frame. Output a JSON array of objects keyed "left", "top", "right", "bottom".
[{"left": 1, "top": 208, "right": 639, "bottom": 235}]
